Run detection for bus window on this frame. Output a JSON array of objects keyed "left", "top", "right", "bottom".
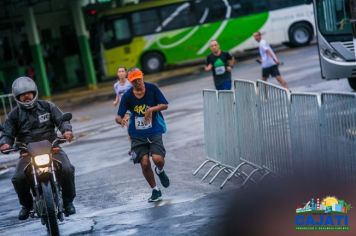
[
  {"left": 268, "top": 0, "right": 306, "bottom": 10},
  {"left": 131, "top": 9, "right": 160, "bottom": 35},
  {"left": 102, "top": 18, "right": 131, "bottom": 48},
  {"left": 229, "top": 0, "right": 268, "bottom": 17},
  {"left": 193, "top": 0, "right": 227, "bottom": 23},
  {"left": 113, "top": 18, "right": 131, "bottom": 41},
  {"left": 159, "top": 3, "right": 197, "bottom": 31},
  {"left": 317, "top": 0, "right": 351, "bottom": 34}
]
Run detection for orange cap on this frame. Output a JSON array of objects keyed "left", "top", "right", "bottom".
[{"left": 128, "top": 69, "right": 144, "bottom": 82}]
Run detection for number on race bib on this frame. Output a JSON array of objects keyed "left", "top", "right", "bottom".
[
  {"left": 135, "top": 116, "right": 152, "bottom": 130},
  {"left": 215, "top": 66, "right": 226, "bottom": 75}
]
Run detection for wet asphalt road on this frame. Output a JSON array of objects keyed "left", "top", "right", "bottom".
[{"left": 0, "top": 44, "right": 353, "bottom": 236}]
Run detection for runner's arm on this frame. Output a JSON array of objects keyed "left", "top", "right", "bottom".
[
  {"left": 144, "top": 104, "right": 168, "bottom": 123},
  {"left": 226, "top": 53, "right": 234, "bottom": 72},
  {"left": 113, "top": 95, "right": 120, "bottom": 106},
  {"left": 147, "top": 104, "right": 168, "bottom": 113},
  {"left": 266, "top": 49, "right": 280, "bottom": 64}
]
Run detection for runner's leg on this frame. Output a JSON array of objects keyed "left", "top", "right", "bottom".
[{"left": 140, "top": 154, "right": 156, "bottom": 188}]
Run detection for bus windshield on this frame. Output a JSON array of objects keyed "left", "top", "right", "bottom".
[{"left": 316, "top": 0, "right": 352, "bottom": 35}]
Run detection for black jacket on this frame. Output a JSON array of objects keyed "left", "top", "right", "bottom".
[{"left": 0, "top": 100, "right": 72, "bottom": 145}]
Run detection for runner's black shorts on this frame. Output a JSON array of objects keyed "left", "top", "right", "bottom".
[
  {"left": 262, "top": 65, "right": 281, "bottom": 78},
  {"left": 130, "top": 134, "right": 166, "bottom": 164}
]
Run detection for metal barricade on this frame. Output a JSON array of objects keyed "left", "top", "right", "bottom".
[
  {"left": 220, "top": 80, "right": 269, "bottom": 189},
  {"left": 256, "top": 81, "right": 292, "bottom": 176},
  {"left": 197, "top": 80, "right": 356, "bottom": 188},
  {"left": 290, "top": 93, "right": 323, "bottom": 173},
  {"left": 234, "top": 80, "right": 263, "bottom": 167},
  {"left": 320, "top": 92, "right": 356, "bottom": 183},
  {"left": 193, "top": 90, "right": 219, "bottom": 177},
  {"left": 194, "top": 90, "right": 241, "bottom": 184},
  {"left": 216, "top": 91, "right": 238, "bottom": 168}
]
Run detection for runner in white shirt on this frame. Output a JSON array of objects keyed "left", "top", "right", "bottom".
[
  {"left": 253, "top": 31, "right": 289, "bottom": 90},
  {"left": 113, "top": 66, "right": 133, "bottom": 155},
  {"left": 113, "top": 66, "right": 132, "bottom": 107}
]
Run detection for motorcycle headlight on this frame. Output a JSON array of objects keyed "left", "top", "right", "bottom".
[{"left": 34, "top": 154, "right": 50, "bottom": 166}]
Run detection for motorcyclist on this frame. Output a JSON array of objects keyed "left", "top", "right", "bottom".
[{"left": 0, "top": 77, "right": 76, "bottom": 220}]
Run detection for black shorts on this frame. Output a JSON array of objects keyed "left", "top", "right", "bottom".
[
  {"left": 262, "top": 65, "right": 280, "bottom": 78},
  {"left": 130, "top": 134, "right": 166, "bottom": 164}
]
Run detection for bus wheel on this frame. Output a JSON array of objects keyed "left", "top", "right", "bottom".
[
  {"left": 141, "top": 52, "right": 164, "bottom": 73},
  {"left": 348, "top": 77, "right": 356, "bottom": 90},
  {"left": 288, "top": 23, "right": 313, "bottom": 47}
]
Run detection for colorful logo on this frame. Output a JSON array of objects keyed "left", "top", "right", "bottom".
[{"left": 295, "top": 196, "right": 351, "bottom": 231}]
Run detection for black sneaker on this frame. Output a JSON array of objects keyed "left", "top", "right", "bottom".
[
  {"left": 155, "top": 167, "right": 170, "bottom": 188},
  {"left": 18, "top": 206, "right": 31, "bottom": 220},
  {"left": 64, "top": 202, "right": 76, "bottom": 216},
  {"left": 148, "top": 189, "right": 162, "bottom": 202}
]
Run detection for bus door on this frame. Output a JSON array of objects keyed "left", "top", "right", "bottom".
[{"left": 101, "top": 16, "right": 133, "bottom": 77}]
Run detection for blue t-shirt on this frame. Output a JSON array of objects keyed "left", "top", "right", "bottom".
[{"left": 117, "top": 82, "right": 168, "bottom": 138}]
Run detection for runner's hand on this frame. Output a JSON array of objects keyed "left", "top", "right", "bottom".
[
  {"left": 121, "top": 118, "right": 128, "bottom": 128},
  {"left": 0, "top": 144, "right": 11, "bottom": 151},
  {"left": 144, "top": 108, "right": 152, "bottom": 124},
  {"left": 122, "top": 114, "right": 130, "bottom": 126}
]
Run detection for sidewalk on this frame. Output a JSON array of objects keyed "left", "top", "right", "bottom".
[{"left": 0, "top": 65, "right": 203, "bottom": 170}]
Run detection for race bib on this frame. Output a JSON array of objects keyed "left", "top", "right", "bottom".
[
  {"left": 135, "top": 116, "right": 152, "bottom": 130},
  {"left": 215, "top": 66, "right": 226, "bottom": 75}
]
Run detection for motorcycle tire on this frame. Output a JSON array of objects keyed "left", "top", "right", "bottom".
[{"left": 42, "top": 181, "right": 60, "bottom": 236}]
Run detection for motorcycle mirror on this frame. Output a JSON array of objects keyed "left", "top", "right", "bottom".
[{"left": 61, "top": 113, "right": 72, "bottom": 122}]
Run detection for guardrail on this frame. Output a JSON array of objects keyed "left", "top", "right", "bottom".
[{"left": 194, "top": 79, "right": 356, "bottom": 188}]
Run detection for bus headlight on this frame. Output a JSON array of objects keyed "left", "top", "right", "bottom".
[
  {"left": 34, "top": 154, "right": 50, "bottom": 166},
  {"left": 321, "top": 48, "right": 344, "bottom": 62}
]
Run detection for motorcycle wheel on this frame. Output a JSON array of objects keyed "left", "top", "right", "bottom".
[{"left": 41, "top": 181, "right": 60, "bottom": 236}]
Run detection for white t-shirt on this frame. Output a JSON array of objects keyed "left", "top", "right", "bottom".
[
  {"left": 114, "top": 79, "right": 132, "bottom": 98},
  {"left": 259, "top": 39, "right": 277, "bottom": 68}
]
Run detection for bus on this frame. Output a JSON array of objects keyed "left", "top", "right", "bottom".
[
  {"left": 312, "top": 0, "right": 356, "bottom": 90},
  {"left": 94, "top": 0, "right": 315, "bottom": 77}
]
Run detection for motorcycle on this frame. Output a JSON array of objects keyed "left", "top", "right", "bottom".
[{"left": 1, "top": 112, "right": 73, "bottom": 236}]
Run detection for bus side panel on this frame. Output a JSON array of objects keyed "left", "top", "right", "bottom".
[
  {"left": 144, "top": 24, "right": 221, "bottom": 65},
  {"left": 267, "top": 5, "right": 315, "bottom": 44},
  {"left": 143, "top": 12, "right": 268, "bottom": 65},
  {"left": 103, "top": 37, "right": 146, "bottom": 77},
  {"left": 222, "top": 12, "right": 269, "bottom": 53}
]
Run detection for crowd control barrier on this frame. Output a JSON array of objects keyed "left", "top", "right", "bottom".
[{"left": 194, "top": 80, "right": 356, "bottom": 188}]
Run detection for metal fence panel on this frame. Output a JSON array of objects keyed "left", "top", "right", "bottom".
[
  {"left": 290, "top": 93, "right": 323, "bottom": 172},
  {"left": 203, "top": 90, "right": 219, "bottom": 161},
  {"left": 234, "top": 80, "right": 263, "bottom": 167},
  {"left": 256, "top": 81, "right": 292, "bottom": 176},
  {"left": 216, "top": 91, "right": 239, "bottom": 168},
  {"left": 321, "top": 92, "right": 356, "bottom": 182}
]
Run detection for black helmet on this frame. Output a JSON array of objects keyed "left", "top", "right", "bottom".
[{"left": 12, "top": 76, "right": 38, "bottom": 109}]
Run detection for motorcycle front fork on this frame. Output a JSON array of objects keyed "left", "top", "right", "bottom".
[
  {"left": 31, "top": 163, "right": 64, "bottom": 221},
  {"left": 51, "top": 162, "right": 64, "bottom": 222}
]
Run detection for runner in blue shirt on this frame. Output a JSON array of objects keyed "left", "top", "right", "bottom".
[{"left": 115, "top": 68, "right": 170, "bottom": 202}]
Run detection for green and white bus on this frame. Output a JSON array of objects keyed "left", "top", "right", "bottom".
[
  {"left": 96, "top": 0, "right": 315, "bottom": 77},
  {"left": 312, "top": 0, "right": 356, "bottom": 90}
]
